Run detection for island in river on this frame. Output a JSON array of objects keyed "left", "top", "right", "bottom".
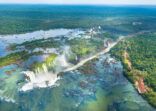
[{"left": 0, "top": 5, "right": 156, "bottom": 111}]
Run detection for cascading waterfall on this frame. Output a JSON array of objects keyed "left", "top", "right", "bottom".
[
  {"left": 21, "top": 59, "right": 59, "bottom": 91},
  {"left": 52, "top": 46, "right": 73, "bottom": 73},
  {"left": 20, "top": 38, "right": 120, "bottom": 91},
  {"left": 20, "top": 70, "right": 60, "bottom": 91},
  {"left": 22, "top": 71, "right": 36, "bottom": 82},
  {"left": 43, "top": 64, "right": 48, "bottom": 73},
  {"left": 34, "top": 63, "right": 48, "bottom": 74},
  {"left": 20, "top": 48, "right": 71, "bottom": 91}
]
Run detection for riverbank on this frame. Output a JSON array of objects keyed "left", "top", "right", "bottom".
[{"left": 110, "top": 32, "right": 156, "bottom": 108}]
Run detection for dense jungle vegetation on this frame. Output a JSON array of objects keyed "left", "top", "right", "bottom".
[{"left": 110, "top": 33, "right": 156, "bottom": 107}]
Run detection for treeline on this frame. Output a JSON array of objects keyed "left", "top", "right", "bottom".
[
  {"left": 110, "top": 33, "right": 156, "bottom": 107},
  {"left": 0, "top": 51, "right": 29, "bottom": 68}
]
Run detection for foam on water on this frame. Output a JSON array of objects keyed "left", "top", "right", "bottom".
[
  {"left": 20, "top": 49, "right": 71, "bottom": 91},
  {"left": 0, "top": 29, "right": 73, "bottom": 44},
  {"left": 19, "top": 48, "right": 69, "bottom": 91},
  {"left": 20, "top": 71, "right": 60, "bottom": 92},
  {"left": 20, "top": 38, "right": 120, "bottom": 92},
  {"left": 33, "top": 48, "right": 59, "bottom": 54},
  {"left": 20, "top": 54, "right": 69, "bottom": 92},
  {"left": 0, "top": 96, "right": 16, "bottom": 103}
]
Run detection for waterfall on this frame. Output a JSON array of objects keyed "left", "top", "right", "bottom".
[
  {"left": 20, "top": 37, "right": 122, "bottom": 92},
  {"left": 21, "top": 56, "right": 61, "bottom": 91},
  {"left": 20, "top": 47, "right": 71, "bottom": 91},
  {"left": 58, "top": 54, "right": 69, "bottom": 67},
  {"left": 42, "top": 64, "right": 48, "bottom": 73},
  {"left": 20, "top": 71, "right": 60, "bottom": 91},
  {"left": 22, "top": 71, "right": 36, "bottom": 82}
]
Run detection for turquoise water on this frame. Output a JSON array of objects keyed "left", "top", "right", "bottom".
[
  {"left": 0, "top": 5, "right": 156, "bottom": 111},
  {"left": 0, "top": 55, "right": 154, "bottom": 111}
]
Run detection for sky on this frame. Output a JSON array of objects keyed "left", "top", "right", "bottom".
[{"left": 0, "top": 0, "right": 156, "bottom": 5}]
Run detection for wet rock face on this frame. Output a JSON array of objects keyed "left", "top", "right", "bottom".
[{"left": 24, "top": 74, "right": 31, "bottom": 82}]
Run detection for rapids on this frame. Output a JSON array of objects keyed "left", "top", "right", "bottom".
[{"left": 20, "top": 39, "right": 120, "bottom": 91}]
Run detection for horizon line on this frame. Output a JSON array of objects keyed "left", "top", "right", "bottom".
[{"left": 0, "top": 3, "right": 156, "bottom": 6}]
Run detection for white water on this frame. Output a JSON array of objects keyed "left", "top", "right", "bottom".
[
  {"left": 0, "top": 28, "right": 90, "bottom": 44},
  {"left": 33, "top": 48, "right": 59, "bottom": 54},
  {"left": 63, "top": 38, "right": 122, "bottom": 72},
  {"left": 20, "top": 37, "right": 122, "bottom": 92},
  {"left": 20, "top": 51, "right": 70, "bottom": 91},
  {"left": 0, "top": 29, "right": 73, "bottom": 44},
  {"left": 20, "top": 71, "right": 60, "bottom": 92},
  {"left": 0, "top": 96, "right": 16, "bottom": 103}
]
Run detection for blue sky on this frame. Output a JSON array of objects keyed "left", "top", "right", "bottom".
[{"left": 0, "top": 0, "right": 156, "bottom": 5}]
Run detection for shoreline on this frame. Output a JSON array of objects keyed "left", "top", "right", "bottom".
[{"left": 110, "top": 32, "right": 156, "bottom": 108}]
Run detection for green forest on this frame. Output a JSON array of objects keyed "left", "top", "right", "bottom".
[{"left": 110, "top": 33, "right": 156, "bottom": 107}]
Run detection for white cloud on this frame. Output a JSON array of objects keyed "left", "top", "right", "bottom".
[{"left": 0, "top": 0, "right": 156, "bottom": 5}]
